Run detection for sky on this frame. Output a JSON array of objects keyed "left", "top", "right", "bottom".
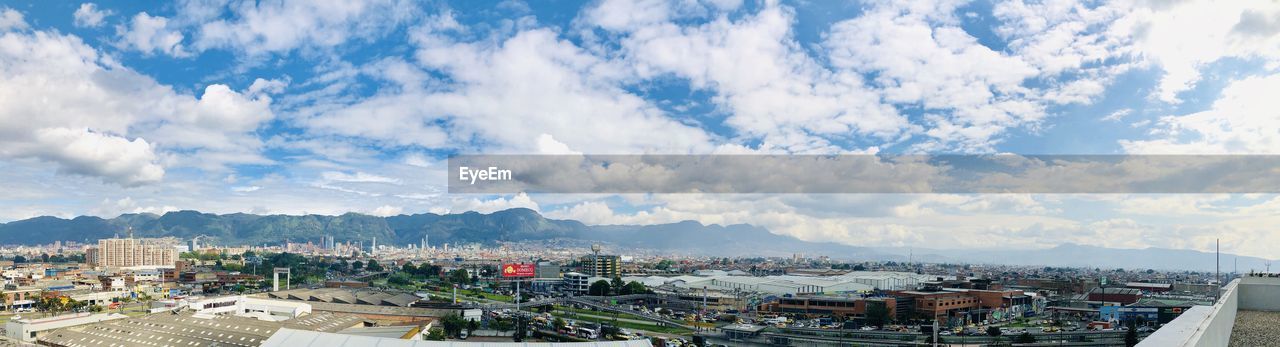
[{"left": 2, "top": 0, "right": 1280, "bottom": 258}]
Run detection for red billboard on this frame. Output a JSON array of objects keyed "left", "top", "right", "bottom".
[{"left": 501, "top": 263, "right": 536, "bottom": 278}]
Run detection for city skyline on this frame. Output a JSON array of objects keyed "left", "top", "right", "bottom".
[{"left": 3, "top": 0, "right": 1280, "bottom": 259}]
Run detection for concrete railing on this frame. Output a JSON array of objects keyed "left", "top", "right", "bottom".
[
  {"left": 1238, "top": 276, "right": 1280, "bottom": 311},
  {"left": 1137, "top": 279, "right": 1238, "bottom": 347}
]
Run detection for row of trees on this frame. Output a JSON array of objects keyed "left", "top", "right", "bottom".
[
  {"left": 11, "top": 253, "right": 86, "bottom": 264},
  {"left": 588, "top": 277, "right": 651, "bottom": 296}
]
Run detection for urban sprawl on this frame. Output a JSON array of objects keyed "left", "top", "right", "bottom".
[{"left": 0, "top": 233, "right": 1265, "bottom": 347}]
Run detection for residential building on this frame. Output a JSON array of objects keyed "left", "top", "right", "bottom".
[{"left": 87, "top": 238, "right": 177, "bottom": 268}]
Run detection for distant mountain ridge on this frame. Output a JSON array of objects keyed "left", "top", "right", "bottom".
[{"left": 0, "top": 209, "right": 1270, "bottom": 271}]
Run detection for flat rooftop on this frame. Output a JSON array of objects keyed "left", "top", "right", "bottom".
[{"left": 1229, "top": 310, "right": 1280, "bottom": 347}]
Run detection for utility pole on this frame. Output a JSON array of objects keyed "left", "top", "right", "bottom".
[{"left": 1215, "top": 239, "right": 1221, "bottom": 303}]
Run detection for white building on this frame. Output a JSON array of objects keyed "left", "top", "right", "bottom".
[
  {"left": 188, "top": 296, "right": 312, "bottom": 320},
  {"left": 5, "top": 312, "right": 127, "bottom": 342}
]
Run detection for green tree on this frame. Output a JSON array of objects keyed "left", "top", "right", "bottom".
[
  {"left": 622, "top": 281, "right": 648, "bottom": 295},
  {"left": 466, "top": 319, "right": 479, "bottom": 336},
  {"left": 352, "top": 261, "right": 364, "bottom": 271},
  {"left": 589, "top": 280, "right": 611, "bottom": 296},
  {"left": 13, "top": 255, "right": 26, "bottom": 263},
  {"left": 448, "top": 269, "right": 470, "bottom": 284},
  {"left": 552, "top": 317, "right": 567, "bottom": 331},
  {"left": 987, "top": 326, "right": 1002, "bottom": 337},
  {"left": 1125, "top": 322, "right": 1139, "bottom": 346},
  {"left": 491, "top": 318, "right": 513, "bottom": 332},
  {"left": 610, "top": 277, "right": 625, "bottom": 295},
  {"left": 366, "top": 260, "right": 384, "bottom": 272},
  {"left": 1015, "top": 332, "right": 1036, "bottom": 343},
  {"left": 865, "top": 302, "right": 890, "bottom": 327},
  {"left": 426, "top": 328, "right": 446, "bottom": 341},
  {"left": 441, "top": 314, "right": 467, "bottom": 337}
]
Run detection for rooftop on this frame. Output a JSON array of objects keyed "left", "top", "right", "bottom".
[{"left": 1229, "top": 310, "right": 1280, "bottom": 347}]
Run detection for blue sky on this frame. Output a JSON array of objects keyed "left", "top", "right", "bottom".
[{"left": 2, "top": 0, "right": 1280, "bottom": 258}]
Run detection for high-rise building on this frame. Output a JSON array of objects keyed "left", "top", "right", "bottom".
[
  {"left": 583, "top": 254, "right": 622, "bottom": 278},
  {"left": 89, "top": 237, "right": 177, "bottom": 268}
]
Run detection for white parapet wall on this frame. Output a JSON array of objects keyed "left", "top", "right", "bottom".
[
  {"left": 1238, "top": 276, "right": 1280, "bottom": 311},
  {"left": 1137, "top": 279, "right": 1239, "bottom": 347}
]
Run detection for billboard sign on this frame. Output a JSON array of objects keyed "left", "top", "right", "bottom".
[{"left": 502, "top": 263, "right": 536, "bottom": 278}]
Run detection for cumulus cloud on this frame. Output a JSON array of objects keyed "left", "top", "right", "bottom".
[
  {"left": 184, "top": 0, "right": 418, "bottom": 56},
  {"left": 297, "top": 22, "right": 718, "bottom": 154},
  {"left": 117, "top": 12, "right": 190, "bottom": 57},
  {"left": 589, "top": 1, "right": 903, "bottom": 153},
  {"left": 0, "top": 29, "right": 275, "bottom": 184},
  {"left": 0, "top": 7, "right": 27, "bottom": 31},
  {"left": 369, "top": 204, "right": 403, "bottom": 217},
  {"left": 73, "top": 3, "right": 112, "bottom": 28},
  {"left": 1124, "top": 1, "right": 1280, "bottom": 102},
  {"left": 91, "top": 197, "right": 178, "bottom": 218},
  {"left": 449, "top": 193, "right": 540, "bottom": 214},
  {"left": 1122, "top": 74, "right": 1280, "bottom": 153}
]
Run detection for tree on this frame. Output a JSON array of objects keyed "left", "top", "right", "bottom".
[
  {"left": 366, "top": 260, "right": 384, "bottom": 272},
  {"left": 388, "top": 273, "right": 413, "bottom": 286},
  {"left": 466, "top": 319, "right": 479, "bottom": 336},
  {"left": 352, "top": 261, "right": 364, "bottom": 271},
  {"left": 491, "top": 318, "right": 513, "bottom": 332},
  {"left": 448, "top": 269, "right": 470, "bottom": 284},
  {"left": 40, "top": 253, "right": 49, "bottom": 263},
  {"left": 1125, "top": 321, "right": 1139, "bottom": 346},
  {"left": 610, "top": 277, "right": 625, "bottom": 295},
  {"left": 622, "top": 281, "right": 648, "bottom": 295},
  {"left": 1015, "top": 332, "right": 1036, "bottom": 343},
  {"left": 426, "top": 328, "right": 446, "bottom": 341},
  {"left": 552, "top": 317, "right": 567, "bottom": 331},
  {"left": 987, "top": 326, "right": 1002, "bottom": 337},
  {"left": 13, "top": 255, "right": 26, "bottom": 263},
  {"left": 865, "top": 302, "right": 890, "bottom": 327},
  {"left": 589, "top": 280, "right": 612, "bottom": 296},
  {"left": 441, "top": 314, "right": 467, "bottom": 337}
]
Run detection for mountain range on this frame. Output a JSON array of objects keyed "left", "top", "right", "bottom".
[{"left": 0, "top": 208, "right": 1269, "bottom": 271}]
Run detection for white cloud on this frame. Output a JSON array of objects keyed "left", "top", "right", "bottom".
[
  {"left": 0, "top": 29, "right": 275, "bottom": 184},
  {"left": 369, "top": 204, "right": 403, "bottom": 216},
  {"left": 73, "top": 3, "right": 112, "bottom": 28},
  {"left": 450, "top": 193, "right": 540, "bottom": 214},
  {"left": 91, "top": 197, "right": 178, "bottom": 218},
  {"left": 6, "top": 128, "right": 165, "bottom": 186},
  {"left": 1122, "top": 74, "right": 1280, "bottom": 153},
  {"left": 117, "top": 12, "right": 190, "bottom": 57},
  {"left": 0, "top": 7, "right": 27, "bottom": 31},
  {"left": 1102, "top": 108, "right": 1132, "bottom": 122},
  {"left": 231, "top": 186, "right": 261, "bottom": 193},
  {"left": 298, "top": 22, "right": 718, "bottom": 154},
  {"left": 186, "top": 0, "right": 418, "bottom": 56},
  {"left": 824, "top": 1, "right": 1047, "bottom": 151},
  {"left": 592, "top": 2, "right": 904, "bottom": 153},
  {"left": 319, "top": 171, "right": 401, "bottom": 184},
  {"left": 1125, "top": 1, "right": 1280, "bottom": 102}
]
